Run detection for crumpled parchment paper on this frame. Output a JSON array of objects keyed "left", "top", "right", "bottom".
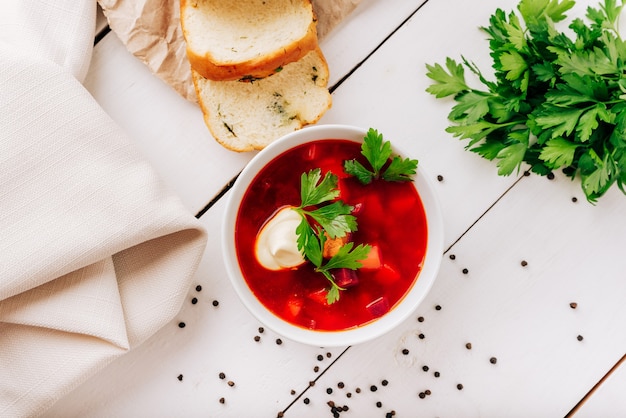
[{"left": 97, "top": 0, "right": 362, "bottom": 102}]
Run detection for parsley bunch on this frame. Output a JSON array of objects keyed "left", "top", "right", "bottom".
[
  {"left": 293, "top": 169, "right": 371, "bottom": 304},
  {"left": 426, "top": 0, "right": 626, "bottom": 203}
]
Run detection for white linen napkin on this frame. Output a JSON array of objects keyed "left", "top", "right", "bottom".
[{"left": 0, "top": 1, "right": 208, "bottom": 416}]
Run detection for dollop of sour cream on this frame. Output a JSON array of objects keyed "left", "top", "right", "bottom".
[{"left": 255, "top": 206, "right": 305, "bottom": 270}]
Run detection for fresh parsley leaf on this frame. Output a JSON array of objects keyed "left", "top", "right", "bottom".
[
  {"left": 344, "top": 128, "right": 419, "bottom": 184},
  {"left": 300, "top": 168, "right": 340, "bottom": 207},
  {"left": 425, "top": 57, "right": 470, "bottom": 98}
]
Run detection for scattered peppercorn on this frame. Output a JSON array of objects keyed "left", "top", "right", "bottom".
[
  {"left": 490, "top": 357, "right": 498, "bottom": 364},
  {"left": 303, "top": 398, "right": 310, "bottom": 405},
  {"left": 254, "top": 335, "right": 260, "bottom": 342},
  {"left": 418, "top": 392, "right": 426, "bottom": 399},
  {"left": 219, "top": 397, "right": 225, "bottom": 404},
  {"left": 314, "top": 366, "right": 320, "bottom": 372},
  {"left": 449, "top": 254, "right": 456, "bottom": 260},
  {"left": 355, "top": 388, "right": 361, "bottom": 393},
  {"left": 547, "top": 172, "right": 555, "bottom": 180},
  {"left": 422, "top": 365, "right": 429, "bottom": 372},
  {"left": 578, "top": 335, "right": 584, "bottom": 341},
  {"left": 435, "top": 305, "right": 442, "bottom": 310},
  {"left": 417, "top": 316, "right": 424, "bottom": 322},
  {"left": 376, "top": 401, "right": 382, "bottom": 408},
  {"left": 327, "top": 388, "right": 333, "bottom": 394},
  {"left": 370, "top": 385, "right": 378, "bottom": 392},
  {"left": 212, "top": 300, "right": 219, "bottom": 307},
  {"left": 457, "top": 384, "right": 464, "bottom": 390},
  {"left": 434, "top": 371, "right": 440, "bottom": 378},
  {"left": 258, "top": 327, "right": 265, "bottom": 333},
  {"left": 177, "top": 374, "right": 183, "bottom": 381},
  {"left": 277, "top": 412, "right": 284, "bottom": 418},
  {"left": 195, "top": 285, "right": 202, "bottom": 292},
  {"left": 326, "top": 352, "right": 332, "bottom": 358},
  {"left": 418, "top": 333, "right": 425, "bottom": 339},
  {"left": 227, "top": 380, "right": 235, "bottom": 387},
  {"left": 338, "top": 382, "right": 345, "bottom": 388},
  {"left": 290, "top": 389, "right": 296, "bottom": 395},
  {"left": 381, "top": 379, "right": 388, "bottom": 386},
  {"left": 191, "top": 297, "right": 198, "bottom": 305},
  {"left": 317, "top": 354, "right": 324, "bottom": 361},
  {"left": 178, "top": 322, "right": 186, "bottom": 328},
  {"left": 309, "top": 381, "right": 315, "bottom": 387},
  {"left": 572, "top": 197, "right": 578, "bottom": 203},
  {"left": 437, "top": 175, "right": 444, "bottom": 182},
  {"left": 521, "top": 260, "right": 528, "bottom": 267},
  {"left": 462, "top": 268, "right": 469, "bottom": 274},
  {"left": 570, "top": 302, "right": 578, "bottom": 309},
  {"left": 402, "top": 348, "right": 409, "bottom": 355},
  {"left": 466, "top": 342, "right": 472, "bottom": 350},
  {"left": 276, "top": 338, "right": 283, "bottom": 345},
  {"left": 346, "top": 393, "right": 352, "bottom": 398},
  {"left": 425, "top": 390, "right": 432, "bottom": 396},
  {"left": 219, "top": 372, "right": 225, "bottom": 379}
]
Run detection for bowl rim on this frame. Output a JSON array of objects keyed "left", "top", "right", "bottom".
[{"left": 222, "top": 124, "right": 444, "bottom": 347}]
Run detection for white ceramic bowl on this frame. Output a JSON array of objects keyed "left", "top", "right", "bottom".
[{"left": 223, "top": 124, "right": 444, "bottom": 347}]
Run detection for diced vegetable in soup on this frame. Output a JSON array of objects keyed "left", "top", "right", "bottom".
[{"left": 235, "top": 139, "right": 427, "bottom": 331}]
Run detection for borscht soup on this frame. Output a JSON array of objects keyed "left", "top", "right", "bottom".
[{"left": 234, "top": 139, "right": 428, "bottom": 331}]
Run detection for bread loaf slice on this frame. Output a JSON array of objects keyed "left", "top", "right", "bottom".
[
  {"left": 192, "top": 48, "right": 332, "bottom": 152},
  {"left": 181, "top": 0, "right": 319, "bottom": 81}
]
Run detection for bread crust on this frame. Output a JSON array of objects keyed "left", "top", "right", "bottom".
[{"left": 181, "top": 0, "right": 319, "bottom": 82}]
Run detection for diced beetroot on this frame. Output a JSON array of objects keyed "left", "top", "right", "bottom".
[
  {"left": 374, "top": 263, "right": 401, "bottom": 284},
  {"left": 361, "top": 244, "right": 382, "bottom": 270},
  {"left": 366, "top": 296, "right": 390, "bottom": 318},
  {"left": 307, "top": 288, "right": 329, "bottom": 306},
  {"left": 333, "top": 268, "right": 359, "bottom": 288}
]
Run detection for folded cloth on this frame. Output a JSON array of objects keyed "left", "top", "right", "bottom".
[{"left": 0, "top": 1, "right": 208, "bottom": 416}]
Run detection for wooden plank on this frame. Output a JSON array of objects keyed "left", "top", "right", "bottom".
[{"left": 49, "top": 0, "right": 626, "bottom": 416}]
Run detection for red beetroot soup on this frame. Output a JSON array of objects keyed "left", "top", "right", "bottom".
[{"left": 235, "top": 139, "right": 428, "bottom": 331}]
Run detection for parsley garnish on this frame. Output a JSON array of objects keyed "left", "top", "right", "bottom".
[
  {"left": 426, "top": 0, "right": 626, "bottom": 203},
  {"left": 344, "top": 128, "right": 419, "bottom": 184},
  {"left": 293, "top": 169, "right": 369, "bottom": 304}
]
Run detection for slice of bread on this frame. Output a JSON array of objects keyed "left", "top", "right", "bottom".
[
  {"left": 180, "top": 0, "right": 319, "bottom": 81},
  {"left": 192, "top": 48, "right": 332, "bottom": 152}
]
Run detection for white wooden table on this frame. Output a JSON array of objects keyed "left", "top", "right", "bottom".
[{"left": 45, "top": 0, "right": 626, "bottom": 416}]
